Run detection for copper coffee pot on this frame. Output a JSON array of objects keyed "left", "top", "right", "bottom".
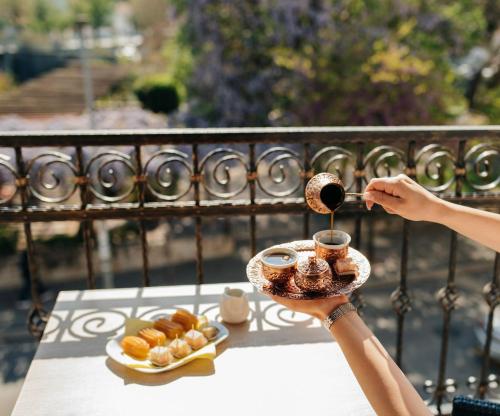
[{"left": 305, "top": 172, "right": 363, "bottom": 214}]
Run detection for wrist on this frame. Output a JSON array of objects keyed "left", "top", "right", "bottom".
[
  {"left": 322, "top": 302, "right": 357, "bottom": 331},
  {"left": 313, "top": 296, "right": 349, "bottom": 320},
  {"left": 425, "top": 196, "right": 449, "bottom": 223},
  {"left": 430, "top": 198, "right": 454, "bottom": 225}
]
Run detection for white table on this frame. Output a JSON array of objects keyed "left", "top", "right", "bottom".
[{"left": 12, "top": 282, "right": 375, "bottom": 416}]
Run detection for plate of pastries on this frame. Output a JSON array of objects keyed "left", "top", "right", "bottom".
[
  {"left": 246, "top": 239, "right": 370, "bottom": 300},
  {"left": 106, "top": 309, "right": 229, "bottom": 373}
]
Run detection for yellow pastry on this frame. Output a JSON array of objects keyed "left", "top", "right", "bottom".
[
  {"left": 172, "top": 309, "right": 198, "bottom": 331},
  {"left": 121, "top": 336, "right": 150, "bottom": 360},
  {"left": 196, "top": 315, "right": 209, "bottom": 330},
  {"left": 138, "top": 327, "right": 166, "bottom": 347},
  {"left": 154, "top": 318, "right": 184, "bottom": 339}
]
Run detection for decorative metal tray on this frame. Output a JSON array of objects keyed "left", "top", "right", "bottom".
[{"left": 246, "top": 240, "right": 370, "bottom": 300}]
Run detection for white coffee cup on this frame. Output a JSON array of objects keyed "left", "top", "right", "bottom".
[{"left": 219, "top": 287, "right": 250, "bottom": 324}]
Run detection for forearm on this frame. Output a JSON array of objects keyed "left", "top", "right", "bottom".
[
  {"left": 433, "top": 201, "right": 500, "bottom": 252},
  {"left": 329, "top": 312, "right": 431, "bottom": 416}
]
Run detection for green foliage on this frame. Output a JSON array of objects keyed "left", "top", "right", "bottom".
[
  {"left": 475, "top": 83, "right": 500, "bottom": 123},
  {"left": 171, "top": 0, "right": 496, "bottom": 126},
  {"left": 29, "top": 0, "right": 63, "bottom": 33},
  {"left": 0, "top": 0, "right": 31, "bottom": 29},
  {"left": 0, "top": 72, "right": 14, "bottom": 93},
  {"left": 0, "top": 0, "right": 116, "bottom": 37},
  {"left": 130, "top": 0, "right": 169, "bottom": 30},
  {"left": 0, "top": 225, "right": 18, "bottom": 256},
  {"left": 88, "top": 0, "right": 114, "bottom": 29},
  {"left": 68, "top": 0, "right": 115, "bottom": 29},
  {"left": 134, "top": 75, "right": 180, "bottom": 115},
  {"left": 161, "top": 35, "right": 194, "bottom": 101},
  {"left": 42, "top": 232, "right": 82, "bottom": 249},
  {"left": 110, "top": 221, "right": 139, "bottom": 246}
]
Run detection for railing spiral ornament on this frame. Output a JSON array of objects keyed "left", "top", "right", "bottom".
[
  {"left": 310, "top": 146, "right": 356, "bottom": 191},
  {"left": 256, "top": 147, "right": 304, "bottom": 197},
  {"left": 464, "top": 143, "right": 500, "bottom": 192},
  {"left": 415, "top": 144, "right": 456, "bottom": 193},
  {"left": 0, "top": 153, "right": 18, "bottom": 204},
  {"left": 86, "top": 150, "right": 137, "bottom": 203},
  {"left": 363, "top": 145, "right": 406, "bottom": 180},
  {"left": 199, "top": 148, "right": 249, "bottom": 199},
  {"left": 26, "top": 151, "right": 78, "bottom": 203},
  {"left": 144, "top": 149, "right": 193, "bottom": 201}
]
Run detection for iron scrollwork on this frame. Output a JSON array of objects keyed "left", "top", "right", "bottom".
[
  {"left": 199, "top": 148, "right": 249, "bottom": 199},
  {"left": 256, "top": 147, "right": 304, "bottom": 197},
  {"left": 86, "top": 150, "right": 137, "bottom": 203},
  {"left": 310, "top": 146, "right": 356, "bottom": 191},
  {"left": 0, "top": 153, "right": 17, "bottom": 204},
  {"left": 363, "top": 145, "right": 406, "bottom": 180},
  {"left": 415, "top": 144, "right": 456, "bottom": 193},
  {"left": 144, "top": 149, "right": 193, "bottom": 201},
  {"left": 464, "top": 143, "right": 500, "bottom": 192},
  {"left": 26, "top": 151, "right": 78, "bottom": 204}
]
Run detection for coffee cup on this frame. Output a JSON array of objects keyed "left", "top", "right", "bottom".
[
  {"left": 313, "top": 230, "right": 351, "bottom": 265},
  {"left": 260, "top": 247, "right": 298, "bottom": 285}
]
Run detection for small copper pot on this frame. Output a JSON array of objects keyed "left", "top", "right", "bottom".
[
  {"left": 305, "top": 173, "right": 345, "bottom": 214},
  {"left": 260, "top": 247, "right": 298, "bottom": 285},
  {"left": 294, "top": 255, "right": 332, "bottom": 293}
]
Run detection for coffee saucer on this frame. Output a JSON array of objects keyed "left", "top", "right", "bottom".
[{"left": 246, "top": 240, "right": 370, "bottom": 300}]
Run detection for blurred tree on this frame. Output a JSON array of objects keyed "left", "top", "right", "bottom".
[
  {"left": 0, "top": 0, "right": 31, "bottom": 30},
  {"left": 134, "top": 74, "right": 180, "bottom": 114},
  {"left": 29, "top": 0, "right": 61, "bottom": 33},
  {"left": 130, "top": 0, "right": 171, "bottom": 56},
  {"left": 88, "top": 0, "right": 114, "bottom": 29},
  {"left": 130, "top": 0, "right": 169, "bottom": 30},
  {"left": 0, "top": 0, "right": 114, "bottom": 37},
  {"left": 463, "top": 0, "right": 499, "bottom": 117},
  {"left": 171, "top": 0, "right": 497, "bottom": 126},
  {"left": 68, "top": 0, "right": 115, "bottom": 30}
]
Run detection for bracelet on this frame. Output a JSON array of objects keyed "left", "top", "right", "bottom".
[{"left": 322, "top": 302, "right": 357, "bottom": 331}]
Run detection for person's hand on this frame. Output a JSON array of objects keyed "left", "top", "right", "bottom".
[
  {"left": 269, "top": 294, "right": 349, "bottom": 320},
  {"left": 363, "top": 174, "right": 444, "bottom": 222}
]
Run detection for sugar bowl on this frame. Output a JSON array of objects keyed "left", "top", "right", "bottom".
[
  {"left": 294, "top": 255, "right": 332, "bottom": 293},
  {"left": 260, "top": 247, "right": 298, "bottom": 285}
]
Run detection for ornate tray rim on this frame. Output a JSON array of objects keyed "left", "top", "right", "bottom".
[{"left": 246, "top": 239, "right": 371, "bottom": 300}]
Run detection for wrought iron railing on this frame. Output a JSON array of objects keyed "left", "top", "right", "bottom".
[{"left": 0, "top": 126, "right": 499, "bottom": 414}]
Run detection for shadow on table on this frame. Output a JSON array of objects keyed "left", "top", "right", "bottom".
[
  {"left": 35, "top": 285, "right": 331, "bottom": 361},
  {"left": 105, "top": 357, "right": 215, "bottom": 386}
]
